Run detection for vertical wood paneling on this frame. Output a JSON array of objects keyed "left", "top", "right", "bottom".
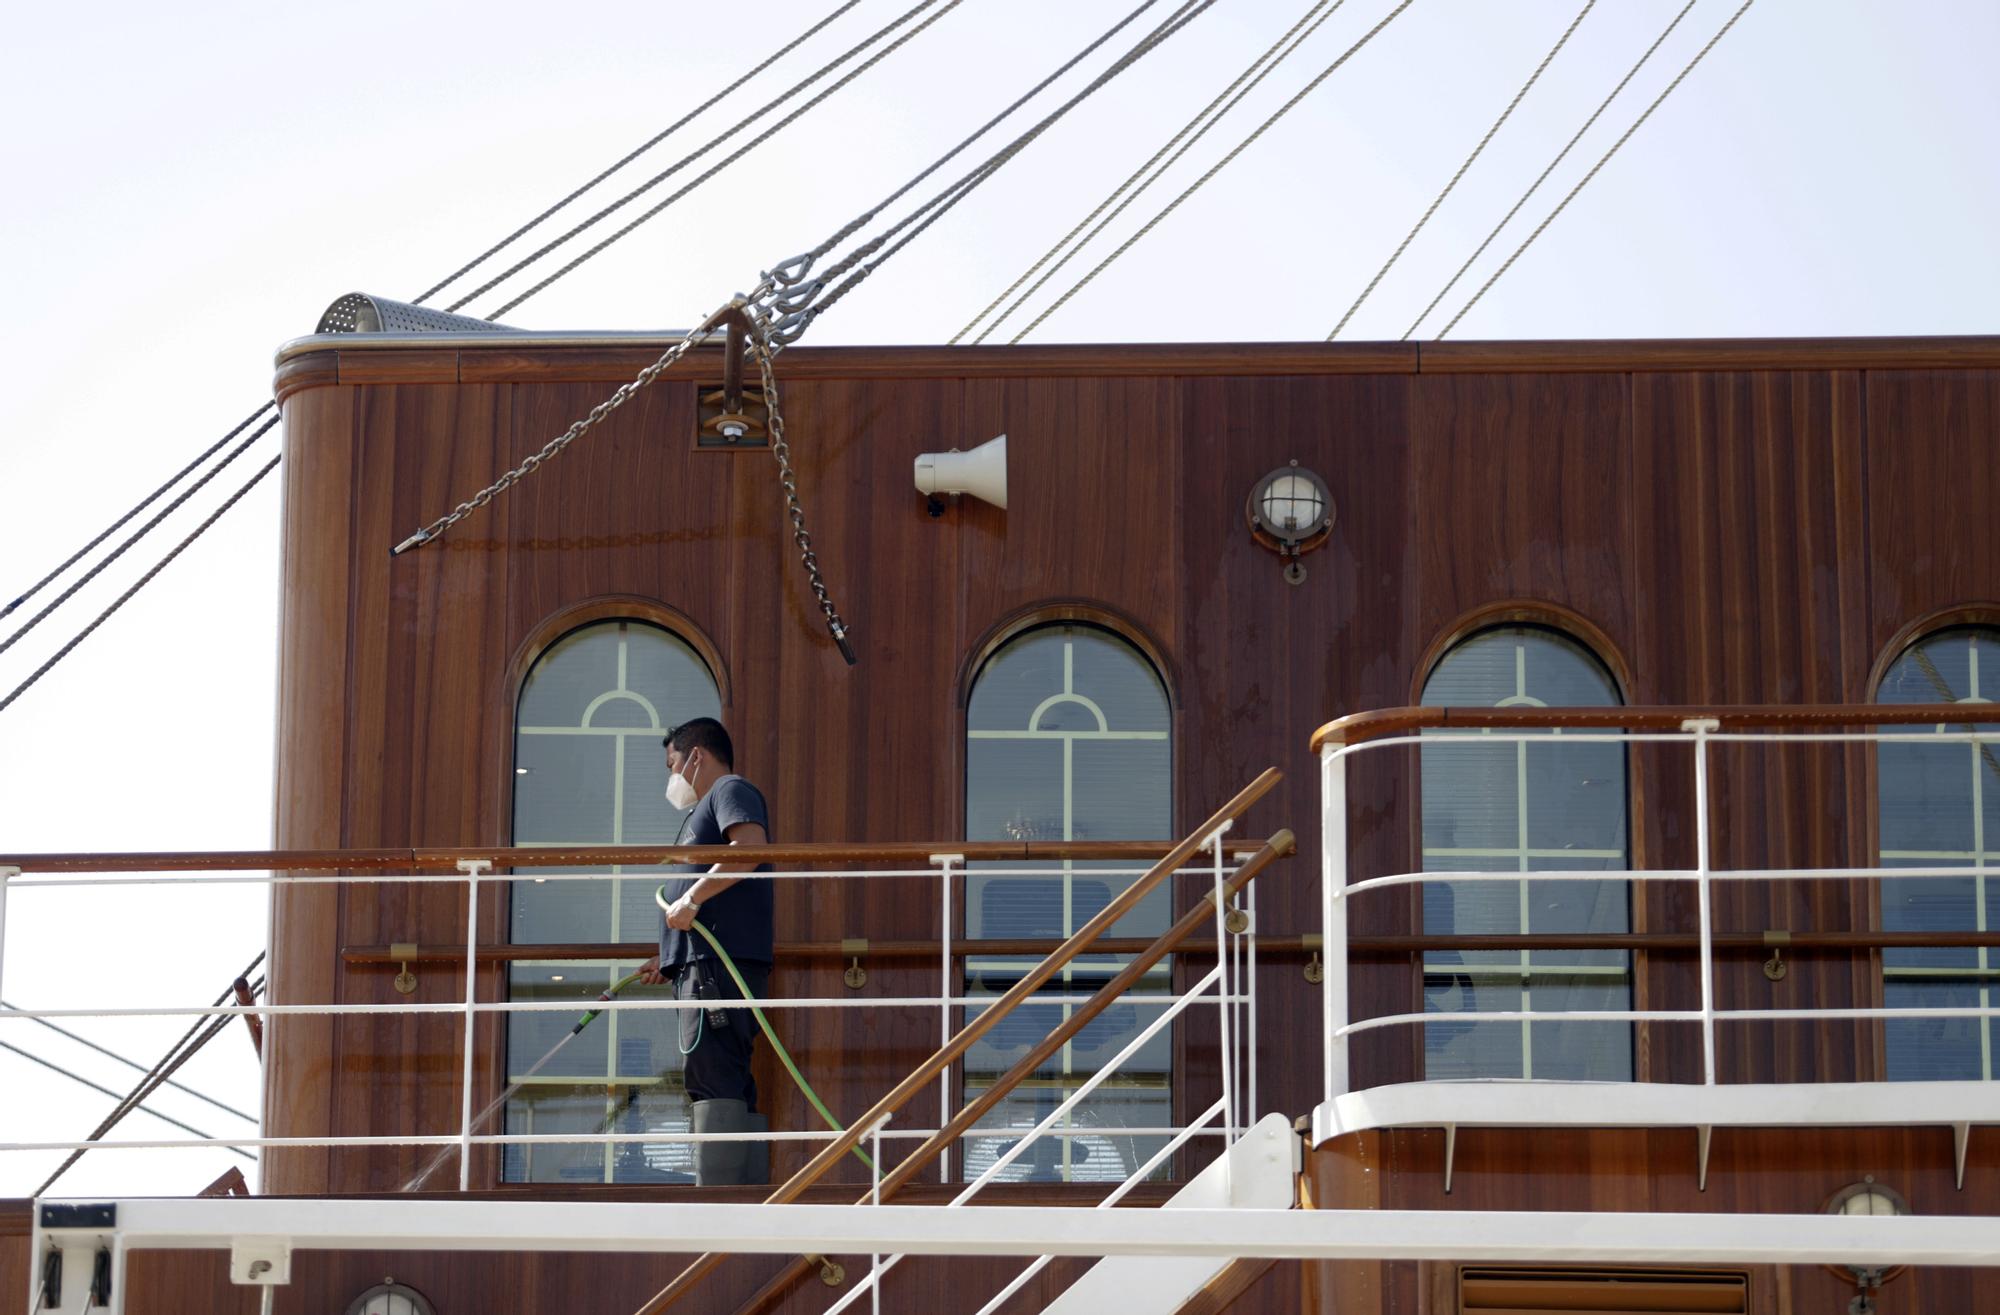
[
  {"left": 262, "top": 348, "right": 2000, "bottom": 1315},
  {"left": 1629, "top": 371, "right": 1872, "bottom": 1084},
  {"left": 266, "top": 385, "right": 357, "bottom": 1195}
]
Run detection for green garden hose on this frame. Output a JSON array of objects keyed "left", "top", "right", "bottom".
[{"left": 658, "top": 885, "right": 876, "bottom": 1173}]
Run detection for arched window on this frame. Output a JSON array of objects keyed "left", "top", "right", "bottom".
[
  {"left": 962, "top": 623, "right": 1172, "bottom": 1182},
  {"left": 504, "top": 619, "right": 722, "bottom": 1182},
  {"left": 1877, "top": 625, "right": 2000, "bottom": 1082},
  {"left": 1419, "top": 625, "right": 1631, "bottom": 1080}
]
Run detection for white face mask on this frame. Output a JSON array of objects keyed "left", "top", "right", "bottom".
[{"left": 665, "top": 754, "right": 700, "bottom": 810}]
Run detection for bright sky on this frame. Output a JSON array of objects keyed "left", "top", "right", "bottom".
[{"left": 1, "top": 0, "right": 1995, "bottom": 1200}]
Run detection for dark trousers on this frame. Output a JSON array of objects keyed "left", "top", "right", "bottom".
[{"left": 676, "top": 957, "right": 769, "bottom": 1109}]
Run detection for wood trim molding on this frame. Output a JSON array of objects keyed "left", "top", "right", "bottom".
[
  {"left": 270, "top": 336, "right": 2000, "bottom": 402},
  {"left": 956, "top": 599, "right": 1182, "bottom": 712},
  {"left": 1409, "top": 600, "right": 1635, "bottom": 706},
  {"left": 1311, "top": 702, "right": 2000, "bottom": 754},
  {"left": 1864, "top": 601, "right": 2000, "bottom": 701}
]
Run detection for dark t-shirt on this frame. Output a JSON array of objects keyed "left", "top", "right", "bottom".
[{"left": 658, "top": 775, "right": 774, "bottom": 971}]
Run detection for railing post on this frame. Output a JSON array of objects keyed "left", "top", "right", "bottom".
[
  {"left": 457, "top": 858, "right": 492, "bottom": 1190},
  {"left": 1683, "top": 720, "right": 1720, "bottom": 1086},
  {"left": 931, "top": 853, "right": 963, "bottom": 1186},
  {"left": 1322, "top": 747, "right": 1348, "bottom": 1102},
  {"left": 1210, "top": 823, "right": 1235, "bottom": 1139},
  {"left": 0, "top": 865, "right": 17, "bottom": 1002}
]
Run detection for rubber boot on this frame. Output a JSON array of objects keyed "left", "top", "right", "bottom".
[{"left": 691, "top": 1098, "right": 751, "bottom": 1186}]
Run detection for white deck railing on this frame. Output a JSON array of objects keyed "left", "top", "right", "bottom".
[
  {"left": 1316, "top": 707, "right": 2000, "bottom": 1110},
  {"left": 0, "top": 842, "right": 1261, "bottom": 1199}
]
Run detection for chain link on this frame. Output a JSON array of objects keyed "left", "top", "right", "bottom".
[
  {"left": 751, "top": 320, "right": 855, "bottom": 664},
  {"left": 390, "top": 302, "right": 748, "bottom": 555}
]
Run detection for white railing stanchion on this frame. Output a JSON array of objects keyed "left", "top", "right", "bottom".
[
  {"left": 0, "top": 865, "right": 17, "bottom": 1001},
  {"left": 931, "top": 852, "right": 963, "bottom": 1185},
  {"left": 1684, "top": 719, "right": 1720, "bottom": 1086},
  {"left": 1210, "top": 823, "right": 1235, "bottom": 1140},
  {"left": 1247, "top": 876, "right": 1258, "bottom": 1123},
  {"left": 1323, "top": 746, "right": 1348, "bottom": 1103},
  {"left": 457, "top": 858, "right": 492, "bottom": 1190}
]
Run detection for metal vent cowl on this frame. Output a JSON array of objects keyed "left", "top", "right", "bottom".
[{"left": 315, "top": 293, "right": 520, "bottom": 335}]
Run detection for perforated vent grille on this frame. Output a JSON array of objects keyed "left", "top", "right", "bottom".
[
  {"left": 1459, "top": 1267, "right": 1749, "bottom": 1314},
  {"left": 314, "top": 293, "right": 520, "bottom": 335}
]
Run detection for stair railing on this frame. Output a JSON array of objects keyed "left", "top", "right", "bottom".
[{"left": 633, "top": 768, "right": 1289, "bottom": 1315}]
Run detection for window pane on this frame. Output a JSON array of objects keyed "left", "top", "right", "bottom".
[
  {"left": 1419, "top": 627, "right": 1630, "bottom": 1081},
  {"left": 1876, "top": 626, "right": 1999, "bottom": 1083},
  {"left": 505, "top": 620, "right": 721, "bottom": 1182},
  {"left": 963, "top": 625, "right": 1172, "bottom": 1181}
]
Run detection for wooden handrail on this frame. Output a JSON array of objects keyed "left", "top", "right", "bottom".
[
  {"left": 1308, "top": 702, "right": 2000, "bottom": 754},
  {"left": 631, "top": 769, "right": 1285, "bottom": 1315},
  {"left": 729, "top": 831, "right": 1297, "bottom": 1315},
  {"left": 0, "top": 839, "right": 1265, "bottom": 875}
]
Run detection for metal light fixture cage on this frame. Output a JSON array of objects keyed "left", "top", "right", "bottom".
[
  {"left": 1245, "top": 461, "right": 1334, "bottom": 581},
  {"left": 316, "top": 292, "right": 521, "bottom": 335}
]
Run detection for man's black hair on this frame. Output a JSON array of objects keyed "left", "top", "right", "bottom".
[{"left": 664, "top": 717, "right": 734, "bottom": 767}]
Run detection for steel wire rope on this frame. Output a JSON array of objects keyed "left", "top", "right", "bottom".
[
  {"left": 0, "top": 1040, "right": 253, "bottom": 1158},
  {"left": 465, "top": 0, "right": 968, "bottom": 321},
  {"left": 772, "top": 0, "right": 1217, "bottom": 338},
  {"left": 766, "top": 0, "right": 1174, "bottom": 293},
  {"left": 957, "top": 0, "right": 1345, "bottom": 346},
  {"left": 1012, "top": 0, "right": 1419, "bottom": 343},
  {"left": 1, "top": 999, "right": 256, "bottom": 1122},
  {"left": 0, "top": 415, "right": 279, "bottom": 660},
  {"left": 1401, "top": 0, "right": 1697, "bottom": 340},
  {"left": 0, "top": 402, "right": 274, "bottom": 624},
  {"left": 33, "top": 957, "right": 265, "bottom": 1194},
  {"left": 409, "top": 0, "right": 865, "bottom": 307},
  {"left": 1326, "top": 0, "right": 1594, "bottom": 340},
  {"left": 1433, "top": 0, "right": 1756, "bottom": 340},
  {"left": 0, "top": 456, "right": 282, "bottom": 716}
]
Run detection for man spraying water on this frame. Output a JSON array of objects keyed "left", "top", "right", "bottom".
[{"left": 638, "top": 717, "right": 773, "bottom": 1185}]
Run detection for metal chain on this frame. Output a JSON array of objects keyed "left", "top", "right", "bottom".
[
  {"left": 1434, "top": 0, "right": 1755, "bottom": 339},
  {"left": 1013, "top": 0, "right": 1419, "bottom": 343},
  {"left": 390, "top": 301, "right": 752, "bottom": 554},
  {"left": 750, "top": 324, "right": 855, "bottom": 664},
  {"left": 1401, "top": 0, "right": 1697, "bottom": 341},
  {"left": 1328, "top": 0, "right": 1595, "bottom": 341}
]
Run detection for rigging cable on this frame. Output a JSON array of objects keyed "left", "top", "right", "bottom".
[
  {"left": 4, "top": 0, "right": 882, "bottom": 629},
  {"left": 0, "top": 455, "right": 282, "bottom": 715},
  {"left": 763, "top": 0, "right": 1217, "bottom": 343},
  {"left": 0, "top": 1038, "right": 254, "bottom": 1159},
  {"left": 410, "top": 0, "right": 865, "bottom": 307},
  {"left": 1012, "top": 0, "right": 1419, "bottom": 343},
  {"left": 467, "top": 0, "right": 971, "bottom": 320},
  {"left": 1432, "top": 0, "right": 1756, "bottom": 339},
  {"left": 0, "top": 414, "right": 279, "bottom": 658},
  {"left": 1401, "top": 0, "right": 1698, "bottom": 340},
  {"left": 763, "top": 0, "right": 1175, "bottom": 296},
  {"left": 957, "top": 0, "right": 1348, "bottom": 346},
  {"left": 1326, "top": 0, "right": 1594, "bottom": 340},
  {"left": 1, "top": 998, "right": 256, "bottom": 1122},
  {"left": 0, "top": 402, "right": 273, "bottom": 623},
  {"left": 33, "top": 957, "right": 266, "bottom": 1193}
]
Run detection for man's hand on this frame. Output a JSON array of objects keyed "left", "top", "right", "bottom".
[
  {"left": 665, "top": 894, "right": 700, "bottom": 932},
  {"left": 636, "top": 955, "right": 666, "bottom": 987}
]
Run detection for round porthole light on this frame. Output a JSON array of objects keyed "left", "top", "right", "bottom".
[
  {"left": 345, "top": 1279, "right": 438, "bottom": 1315},
  {"left": 1822, "top": 1179, "right": 1910, "bottom": 1314},
  {"left": 1245, "top": 461, "right": 1334, "bottom": 584}
]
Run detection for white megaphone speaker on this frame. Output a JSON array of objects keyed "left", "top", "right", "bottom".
[{"left": 913, "top": 433, "right": 1008, "bottom": 511}]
